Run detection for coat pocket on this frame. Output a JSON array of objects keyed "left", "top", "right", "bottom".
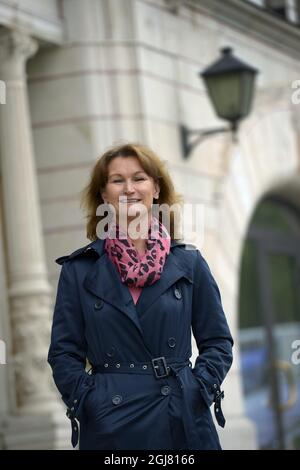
[
  {"left": 81, "top": 374, "right": 108, "bottom": 420},
  {"left": 178, "top": 365, "right": 207, "bottom": 414}
]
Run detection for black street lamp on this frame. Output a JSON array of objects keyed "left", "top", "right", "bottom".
[{"left": 181, "top": 47, "right": 258, "bottom": 159}]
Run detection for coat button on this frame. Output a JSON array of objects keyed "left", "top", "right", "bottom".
[
  {"left": 174, "top": 288, "right": 182, "bottom": 300},
  {"left": 106, "top": 347, "right": 116, "bottom": 358},
  {"left": 94, "top": 300, "right": 103, "bottom": 310},
  {"left": 161, "top": 385, "right": 171, "bottom": 396},
  {"left": 167, "top": 337, "right": 176, "bottom": 348},
  {"left": 112, "top": 395, "right": 123, "bottom": 405}
]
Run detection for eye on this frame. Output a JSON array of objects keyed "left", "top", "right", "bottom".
[
  {"left": 134, "top": 174, "right": 148, "bottom": 180},
  {"left": 112, "top": 179, "right": 123, "bottom": 183}
]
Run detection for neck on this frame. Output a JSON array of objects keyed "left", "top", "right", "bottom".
[{"left": 130, "top": 238, "right": 147, "bottom": 256}]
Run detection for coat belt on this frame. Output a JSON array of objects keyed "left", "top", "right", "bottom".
[
  {"left": 67, "top": 356, "right": 225, "bottom": 449},
  {"left": 92, "top": 356, "right": 189, "bottom": 378}
]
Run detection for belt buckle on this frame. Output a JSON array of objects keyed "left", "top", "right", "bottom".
[
  {"left": 66, "top": 408, "right": 74, "bottom": 420},
  {"left": 151, "top": 356, "right": 169, "bottom": 378}
]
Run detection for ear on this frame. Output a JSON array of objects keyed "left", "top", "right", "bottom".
[
  {"left": 154, "top": 182, "right": 160, "bottom": 199},
  {"left": 101, "top": 190, "right": 107, "bottom": 203}
]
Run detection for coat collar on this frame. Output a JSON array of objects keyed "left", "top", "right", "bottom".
[{"left": 83, "top": 238, "right": 193, "bottom": 337}]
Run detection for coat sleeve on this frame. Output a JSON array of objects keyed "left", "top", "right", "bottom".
[
  {"left": 191, "top": 250, "right": 233, "bottom": 424},
  {"left": 47, "top": 260, "right": 95, "bottom": 421}
]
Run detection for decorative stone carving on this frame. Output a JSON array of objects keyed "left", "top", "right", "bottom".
[
  {"left": 11, "top": 294, "right": 58, "bottom": 413},
  {"left": 0, "top": 28, "right": 38, "bottom": 79}
]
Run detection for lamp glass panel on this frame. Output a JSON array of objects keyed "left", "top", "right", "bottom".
[{"left": 204, "top": 71, "right": 255, "bottom": 122}]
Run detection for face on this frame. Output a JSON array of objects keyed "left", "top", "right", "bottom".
[{"left": 101, "top": 156, "right": 160, "bottom": 226}]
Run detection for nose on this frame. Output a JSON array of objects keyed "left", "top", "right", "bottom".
[{"left": 124, "top": 180, "right": 135, "bottom": 194}]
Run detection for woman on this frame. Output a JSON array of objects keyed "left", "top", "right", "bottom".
[{"left": 48, "top": 142, "right": 233, "bottom": 450}]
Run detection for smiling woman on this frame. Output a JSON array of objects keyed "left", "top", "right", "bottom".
[
  {"left": 101, "top": 156, "right": 160, "bottom": 254},
  {"left": 48, "top": 142, "right": 233, "bottom": 450}
]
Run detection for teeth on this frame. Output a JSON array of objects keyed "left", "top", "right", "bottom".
[{"left": 120, "top": 198, "right": 141, "bottom": 202}]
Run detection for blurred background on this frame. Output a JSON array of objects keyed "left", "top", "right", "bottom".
[{"left": 0, "top": 0, "right": 299, "bottom": 450}]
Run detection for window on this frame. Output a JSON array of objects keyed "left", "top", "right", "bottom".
[
  {"left": 266, "top": 0, "right": 287, "bottom": 18},
  {"left": 244, "top": 0, "right": 300, "bottom": 24}
]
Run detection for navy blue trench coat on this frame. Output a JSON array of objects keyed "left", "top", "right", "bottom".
[{"left": 48, "top": 238, "right": 233, "bottom": 450}]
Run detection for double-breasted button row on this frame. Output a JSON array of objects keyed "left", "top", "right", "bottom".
[
  {"left": 111, "top": 387, "right": 171, "bottom": 405},
  {"left": 94, "top": 300, "right": 103, "bottom": 310},
  {"left": 112, "top": 395, "right": 123, "bottom": 405},
  {"left": 167, "top": 337, "right": 176, "bottom": 348},
  {"left": 174, "top": 287, "right": 182, "bottom": 299},
  {"left": 106, "top": 347, "right": 116, "bottom": 358},
  {"left": 161, "top": 385, "right": 171, "bottom": 396}
]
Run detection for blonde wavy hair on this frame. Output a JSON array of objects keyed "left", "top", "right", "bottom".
[{"left": 80, "top": 142, "right": 184, "bottom": 241}]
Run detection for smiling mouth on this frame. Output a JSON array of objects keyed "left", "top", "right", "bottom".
[{"left": 120, "top": 199, "right": 142, "bottom": 203}]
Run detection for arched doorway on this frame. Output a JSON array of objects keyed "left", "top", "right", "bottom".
[{"left": 239, "top": 196, "right": 300, "bottom": 449}]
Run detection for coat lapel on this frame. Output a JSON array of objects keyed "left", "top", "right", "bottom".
[
  {"left": 135, "top": 249, "right": 193, "bottom": 316},
  {"left": 83, "top": 238, "right": 193, "bottom": 337},
  {"left": 84, "top": 239, "right": 144, "bottom": 335}
]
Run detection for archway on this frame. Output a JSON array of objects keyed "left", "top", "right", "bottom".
[{"left": 239, "top": 196, "right": 300, "bottom": 449}]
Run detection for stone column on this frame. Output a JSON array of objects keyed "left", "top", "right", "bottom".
[{"left": 0, "top": 28, "right": 58, "bottom": 415}]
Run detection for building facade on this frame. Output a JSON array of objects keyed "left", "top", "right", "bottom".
[{"left": 0, "top": 0, "right": 300, "bottom": 449}]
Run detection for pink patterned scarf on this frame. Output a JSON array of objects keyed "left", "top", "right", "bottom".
[{"left": 105, "top": 216, "right": 171, "bottom": 288}]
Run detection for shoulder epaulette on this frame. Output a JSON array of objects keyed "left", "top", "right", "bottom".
[
  {"left": 171, "top": 240, "right": 198, "bottom": 251},
  {"left": 55, "top": 244, "right": 95, "bottom": 265}
]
